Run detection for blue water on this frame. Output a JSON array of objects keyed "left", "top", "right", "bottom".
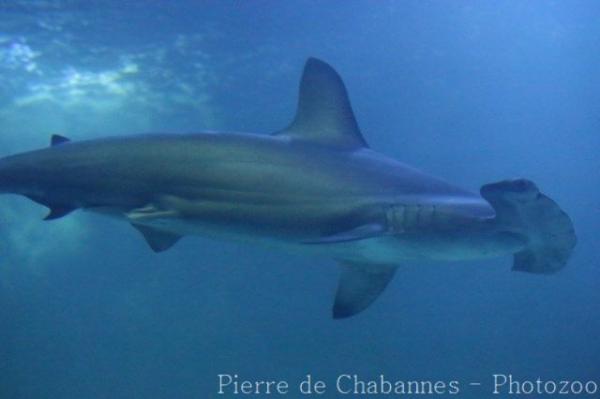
[{"left": 1, "top": 1, "right": 599, "bottom": 398}]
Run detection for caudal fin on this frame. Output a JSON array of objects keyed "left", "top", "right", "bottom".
[{"left": 481, "top": 179, "right": 577, "bottom": 274}]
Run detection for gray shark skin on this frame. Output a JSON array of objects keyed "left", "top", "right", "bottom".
[{"left": 0, "top": 58, "right": 577, "bottom": 318}]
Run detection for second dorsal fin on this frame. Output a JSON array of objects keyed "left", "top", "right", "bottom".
[
  {"left": 275, "top": 58, "right": 368, "bottom": 150},
  {"left": 51, "top": 134, "right": 71, "bottom": 146}
]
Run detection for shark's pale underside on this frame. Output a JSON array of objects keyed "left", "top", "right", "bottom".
[{"left": 0, "top": 58, "right": 576, "bottom": 318}]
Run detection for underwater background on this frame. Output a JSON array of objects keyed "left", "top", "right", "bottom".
[{"left": 0, "top": 1, "right": 599, "bottom": 398}]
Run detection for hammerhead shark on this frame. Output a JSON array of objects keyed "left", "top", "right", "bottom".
[{"left": 0, "top": 58, "right": 576, "bottom": 318}]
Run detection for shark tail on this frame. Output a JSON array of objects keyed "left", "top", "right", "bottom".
[{"left": 481, "top": 179, "right": 577, "bottom": 274}]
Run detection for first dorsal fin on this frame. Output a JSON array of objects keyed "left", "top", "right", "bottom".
[
  {"left": 51, "top": 134, "right": 71, "bottom": 146},
  {"left": 275, "top": 58, "right": 368, "bottom": 150}
]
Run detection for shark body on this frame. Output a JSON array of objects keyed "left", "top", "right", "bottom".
[{"left": 0, "top": 58, "right": 576, "bottom": 318}]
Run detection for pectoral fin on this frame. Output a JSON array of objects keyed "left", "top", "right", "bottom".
[
  {"left": 333, "top": 262, "right": 397, "bottom": 319},
  {"left": 303, "top": 223, "right": 387, "bottom": 244},
  {"left": 131, "top": 224, "right": 182, "bottom": 253}
]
